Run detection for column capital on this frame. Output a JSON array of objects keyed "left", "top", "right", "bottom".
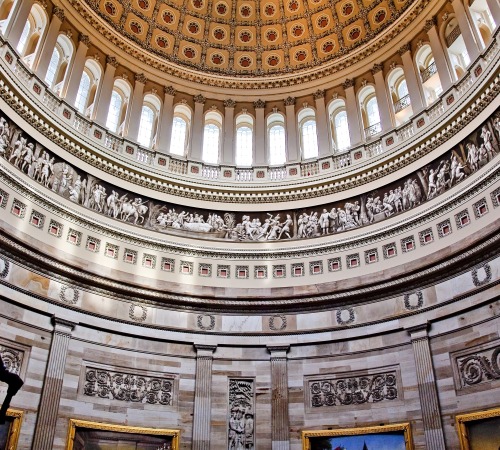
[
  {"left": 194, "top": 344, "right": 217, "bottom": 354},
  {"left": 106, "top": 55, "right": 118, "bottom": 68},
  {"left": 78, "top": 33, "right": 91, "bottom": 47},
  {"left": 135, "top": 72, "right": 147, "bottom": 84},
  {"left": 253, "top": 99, "right": 266, "bottom": 109},
  {"left": 51, "top": 316, "right": 76, "bottom": 333},
  {"left": 342, "top": 78, "right": 355, "bottom": 89},
  {"left": 406, "top": 322, "right": 430, "bottom": 341},
  {"left": 267, "top": 345, "right": 290, "bottom": 358},
  {"left": 424, "top": 16, "right": 437, "bottom": 32},
  {"left": 194, "top": 94, "right": 206, "bottom": 104},
  {"left": 398, "top": 43, "right": 411, "bottom": 55},
  {"left": 313, "top": 89, "right": 325, "bottom": 100},
  {"left": 223, "top": 98, "right": 236, "bottom": 108},
  {"left": 284, "top": 96, "right": 296, "bottom": 106},
  {"left": 164, "top": 85, "right": 177, "bottom": 96},
  {"left": 52, "top": 6, "right": 65, "bottom": 21},
  {"left": 371, "top": 63, "right": 384, "bottom": 74}
]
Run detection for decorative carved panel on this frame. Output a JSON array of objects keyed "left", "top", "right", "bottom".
[
  {"left": 83, "top": 367, "right": 175, "bottom": 405},
  {"left": 0, "top": 345, "right": 23, "bottom": 375},
  {"left": 456, "top": 344, "right": 500, "bottom": 389},
  {"left": 228, "top": 379, "right": 254, "bottom": 450},
  {"left": 307, "top": 370, "right": 398, "bottom": 408}
]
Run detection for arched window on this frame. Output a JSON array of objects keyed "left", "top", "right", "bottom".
[
  {"left": 44, "top": 35, "right": 73, "bottom": 94},
  {"left": 137, "top": 93, "right": 162, "bottom": 148},
  {"left": 267, "top": 112, "right": 286, "bottom": 166},
  {"left": 45, "top": 48, "right": 60, "bottom": 87},
  {"left": 15, "top": 4, "right": 47, "bottom": 67},
  {"left": 16, "top": 20, "right": 30, "bottom": 54},
  {"left": 328, "top": 99, "right": 350, "bottom": 152},
  {"left": 75, "top": 72, "right": 90, "bottom": 114},
  {"left": 170, "top": 104, "right": 191, "bottom": 156},
  {"left": 415, "top": 44, "right": 442, "bottom": 105},
  {"left": 0, "top": 0, "right": 16, "bottom": 34},
  {"left": 444, "top": 18, "right": 470, "bottom": 79},
  {"left": 298, "top": 108, "right": 318, "bottom": 160},
  {"left": 235, "top": 113, "right": 254, "bottom": 167},
  {"left": 388, "top": 68, "right": 412, "bottom": 125},
  {"left": 202, "top": 111, "right": 222, "bottom": 164},
  {"left": 105, "top": 79, "right": 130, "bottom": 135},
  {"left": 469, "top": 0, "right": 495, "bottom": 47},
  {"left": 358, "top": 86, "right": 381, "bottom": 138}
]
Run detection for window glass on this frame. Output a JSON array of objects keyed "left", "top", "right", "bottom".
[
  {"left": 137, "top": 105, "right": 155, "bottom": 147},
  {"left": 202, "top": 124, "right": 220, "bottom": 164},
  {"left": 334, "top": 110, "right": 350, "bottom": 151},
  {"left": 74, "top": 72, "right": 90, "bottom": 113},
  {"left": 106, "top": 91, "right": 123, "bottom": 133},
  {"left": 17, "top": 21, "right": 30, "bottom": 54},
  {"left": 366, "top": 97, "right": 380, "bottom": 127},
  {"left": 45, "top": 48, "right": 60, "bottom": 87},
  {"left": 301, "top": 119, "right": 318, "bottom": 159},
  {"left": 170, "top": 117, "right": 187, "bottom": 156},
  {"left": 269, "top": 125, "right": 286, "bottom": 165},
  {"left": 236, "top": 126, "right": 253, "bottom": 166}
]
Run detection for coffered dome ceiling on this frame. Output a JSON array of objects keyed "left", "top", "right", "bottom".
[{"left": 77, "top": 0, "right": 417, "bottom": 79}]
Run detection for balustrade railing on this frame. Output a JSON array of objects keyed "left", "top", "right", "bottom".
[
  {"left": 169, "top": 158, "right": 188, "bottom": 175},
  {"left": 73, "top": 114, "right": 91, "bottom": 135},
  {"left": 332, "top": 152, "right": 351, "bottom": 169},
  {"left": 397, "top": 122, "right": 415, "bottom": 141},
  {"left": 42, "top": 90, "right": 60, "bottom": 112},
  {"left": 301, "top": 161, "right": 319, "bottom": 176},
  {"left": 104, "top": 133, "right": 121, "bottom": 152},
  {"left": 393, "top": 94, "right": 411, "bottom": 113},
  {"left": 137, "top": 147, "right": 154, "bottom": 164},
  {"left": 364, "top": 122, "right": 382, "bottom": 138},
  {"left": 421, "top": 62, "right": 437, "bottom": 83},
  {"left": 446, "top": 25, "right": 461, "bottom": 47},
  {"left": 269, "top": 166, "right": 287, "bottom": 181},
  {"left": 457, "top": 73, "right": 474, "bottom": 96},
  {"left": 428, "top": 100, "right": 445, "bottom": 122},
  {"left": 13, "top": 60, "right": 30, "bottom": 84},
  {"left": 202, "top": 165, "right": 219, "bottom": 179},
  {"left": 366, "top": 140, "right": 383, "bottom": 158},
  {"left": 236, "top": 168, "right": 253, "bottom": 181}
]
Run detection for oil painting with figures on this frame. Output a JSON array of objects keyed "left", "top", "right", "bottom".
[
  {"left": 0, "top": 410, "right": 22, "bottom": 450},
  {"left": 456, "top": 408, "right": 500, "bottom": 450},
  {"left": 302, "top": 424, "right": 413, "bottom": 450}
]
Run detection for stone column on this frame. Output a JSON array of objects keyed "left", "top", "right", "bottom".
[
  {"left": 398, "top": 44, "right": 425, "bottom": 114},
  {"left": 63, "top": 34, "right": 90, "bottom": 105},
  {"left": 192, "top": 344, "right": 216, "bottom": 450},
  {"left": 156, "top": 86, "right": 176, "bottom": 154},
  {"left": 268, "top": 345, "right": 290, "bottom": 450},
  {"left": 34, "top": 6, "right": 64, "bottom": 78},
  {"left": 284, "top": 96, "right": 299, "bottom": 162},
  {"left": 313, "top": 90, "right": 331, "bottom": 157},
  {"left": 2, "top": 0, "right": 34, "bottom": 45},
  {"left": 486, "top": 0, "right": 500, "bottom": 24},
  {"left": 222, "top": 99, "right": 236, "bottom": 165},
  {"left": 450, "top": 0, "right": 480, "bottom": 61},
  {"left": 371, "top": 64, "right": 394, "bottom": 131},
  {"left": 93, "top": 56, "right": 119, "bottom": 126},
  {"left": 32, "top": 317, "right": 75, "bottom": 450},
  {"left": 254, "top": 99, "right": 266, "bottom": 165},
  {"left": 124, "top": 73, "right": 147, "bottom": 141},
  {"left": 407, "top": 324, "right": 446, "bottom": 450},
  {"left": 425, "top": 18, "right": 453, "bottom": 91},
  {"left": 343, "top": 79, "right": 363, "bottom": 146},
  {"left": 189, "top": 94, "right": 206, "bottom": 161}
]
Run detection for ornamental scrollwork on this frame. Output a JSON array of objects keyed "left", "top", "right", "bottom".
[
  {"left": 0, "top": 345, "right": 22, "bottom": 375},
  {"left": 84, "top": 367, "right": 174, "bottom": 405},
  {"left": 458, "top": 346, "right": 500, "bottom": 388},
  {"left": 309, "top": 372, "right": 398, "bottom": 407}
]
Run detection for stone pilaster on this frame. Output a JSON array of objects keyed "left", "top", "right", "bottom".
[
  {"left": 192, "top": 344, "right": 216, "bottom": 450},
  {"left": 407, "top": 324, "right": 446, "bottom": 450},
  {"left": 268, "top": 345, "right": 290, "bottom": 450},
  {"left": 63, "top": 35, "right": 91, "bottom": 105},
  {"left": 32, "top": 317, "right": 75, "bottom": 450}
]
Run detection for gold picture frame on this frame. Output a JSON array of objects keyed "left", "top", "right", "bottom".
[
  {"left": 302, "top": 422, "right": 414, "bottom": 450},
  {"left": 65, "top": 419, "right": 180, "bottom": 450},
  {"left": 1, "top": 409, "right": 23, "bottom": 450},
  {"left": 455, "top": 407, "right": 500, "bottom": 450}
]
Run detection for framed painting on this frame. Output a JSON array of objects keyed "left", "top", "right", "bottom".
[
  {"left": 302, "top": 422, "right": 414, "bottom": 450},
  {"left": 456, "top": 407, "right": 500, "bottom": 450},
  {"left": 0, "top": 409, "right": 23, "bottom": 450},
  {"left": 65, "top": 419, "right": 180, "bottom": 450}
]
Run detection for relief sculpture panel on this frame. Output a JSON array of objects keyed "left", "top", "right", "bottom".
[
  {"left": 228, "top": 378, "right": 254, "bottom": 450},
  {"left": 457, "top": 345, "right": 500, "bottom": 389}
]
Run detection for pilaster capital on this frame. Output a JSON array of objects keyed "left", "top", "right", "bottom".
[
  {"left": 342, "top": 78, "right": 355, "bottom": 89},
  {"left": 164, "top": 85, "right": 177, "bottom": 96},
  {"left": 371, "top": 63, "right": 384, "bottom": 75},
  {"left": 267, "top": 345, "right": 290, "bottom": 359},
  {"left": 284, "top": 96, "right": 296, "bottom": 106},
  {"left": 224, "top": 99, "right": 236, "bottom": 108},
  {"left": 406, "top": 322, "right": 430, "bottom": 341},
  {"left": 135, "top": 73, "right": 147, "bottom": 84},
  {"left": 52, "top": 6, "right": 65, "bottom": 21},
  {"left": 194, "top": 94, "right": 206, "bottom": 104},
  {"left": 253, "top": 99, "right": 266, "bottom": 109},
  {"left": 313, "top": 89, "right": 325, "bottom": 100},
  {"left": 106, "top": 55, "right": 118, "bottom": 68},
  {"left": 78, "top": 33, "right": 91, "bottom": 47},
  {"left": 194, "top": 344, "right": 217, "bottom": 357},
  {"left": 424, "top": 16, "right": 437, "bottom": 32},
  {"left": 398, "top": 43, "right": 411, "bottom": 55},
  {"left": 51, "top": 316, "right": 76, "bottom": 335}
]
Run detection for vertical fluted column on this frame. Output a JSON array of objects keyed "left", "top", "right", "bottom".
[
  {"left": 450, "top": 0, "right": 480, "bottom": 61},
  {"left": 254, "top": 99, "right": 266, "bottom": 165},
  {"left": 399, "top": 44, "right": 425, "bottom": 114},
  {"left": 407, "top": 324, "right": 446, "bottom": 450},
  {"left": 94, "top": 56, "right": 119, "bottom": 126},
  {"left": 124, "top": 73, "right": 147, "bottom": 141},
  {"left": 343, "top": 79, "right": 363, "bottom": 146},
  {"left": 425, "top": 18, "right": 454, "bottom": 90},
  {"left": 2, "top": 0, "right": 34, "bottom": 45},
  {"left": 372, "top": 64, "right": 394, "bottom": 131},
  {"left": 157, "top": 86, "right": 176, "bottom": 154},
  {"left": 192, "top": 344, "right": 216, "bottom": 450},
  {"left": 486, "top": 0, "right": 500, "bottom": 24},
  {"left": 34, "top": 6, "right": 64, "bottom": 78},
  {"left": 32, "top": 317, "right": 75, "bottom": 450},
  {"left": 189, "top": 94, "right": 206, "bottom": 161},
  {"left": 313, "top": 90, "right": 331, "bottom": 157},
  {"left": 268, "top": 345, "right": 290, "bottom": 450},
  {"left": 222, "top": 99, "right": 235, "bottom": 165},
  {"left": 63, "top": 34, "right": 90, "bottom": 104},
  {"left": 284, "top": 97, "right": 299, "bottom": 162}
]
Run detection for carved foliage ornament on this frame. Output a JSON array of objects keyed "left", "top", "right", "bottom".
[
  {"left": 471, "top": 263, "right": 492, "bottom": 286},
  {"left": 310, "top": 372, "right": 398, "bottom": 407},
  {"left": 0, "top": 345, "right": 22, "bottom": 375},
  {"left": 84, "top": 367, "right": 174, "bottom": 405},
  {"left": 78, "top": 34, "right": 90, "bottom": 46},
  {"left": 458, "top": 346, "right": 500, "bottom": 387},
  {"left": 0, "top": 258, "right": 9, "bottom": 279}
]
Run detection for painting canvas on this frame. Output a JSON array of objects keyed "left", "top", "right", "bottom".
[
  {"left": 0, "top": 409, "right": 23, "bottom": 450},
  {"left": 302, "top": 423, "right": 413, "bottom": 450},
  {"left": 66, "top": 419, "right": 180, "bottom": 450},
  {"left": 456, "top": 408, "right": 500, "bottom": 450}
]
